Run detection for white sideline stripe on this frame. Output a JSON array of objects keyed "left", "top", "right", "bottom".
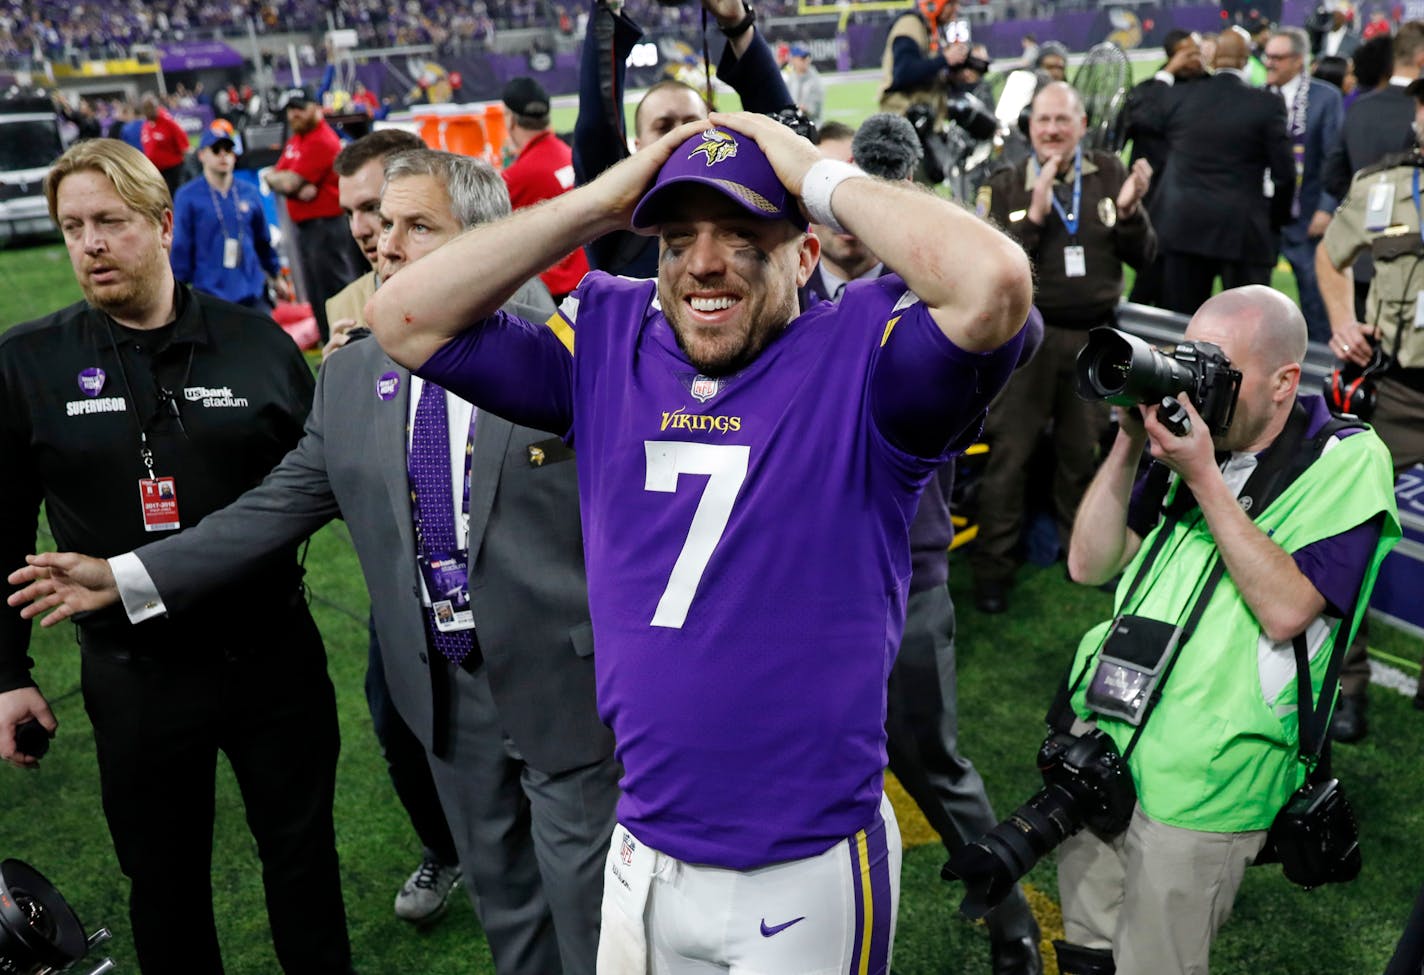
[{"left": 1371, "top": 659, "right": 1418, "bottom": 697}]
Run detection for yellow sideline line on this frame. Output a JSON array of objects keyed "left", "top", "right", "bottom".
[
  {"left": 1369, "top": 647, "right": 1422, "bottom": 673},
  {"left": 886, "top": 772, "right": 1064, "bottom": 975}
]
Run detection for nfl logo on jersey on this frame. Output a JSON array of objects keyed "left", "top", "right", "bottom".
[
  {"left": 690, "top": 375, "right": 722, "bottom": 403},
  {"left": 620, "top": 830, "right": 637, "bottom": 865}
]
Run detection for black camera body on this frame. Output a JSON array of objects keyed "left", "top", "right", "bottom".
[
  {"left": 766, "top": 105, "right": 817, "bottom": 143},
  {"left": 962, "top": 53, "right": 991, "bottom": 75},
  {"left": 946, "top": 728, "right": 1136, "bottom": 919},
  {"left": 1037, "top": 728, "right": 1137, "bottom": 838},
  {"left": 1262, "top": 778, "right": 1362, "bottom": 890},
  {"left": 1076, "top": 326, "right": 1243, "bottom": 436}
]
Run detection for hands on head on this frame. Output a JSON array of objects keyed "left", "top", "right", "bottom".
[{"left": 605, "top": 112, "right": 821, "bottom": 235}]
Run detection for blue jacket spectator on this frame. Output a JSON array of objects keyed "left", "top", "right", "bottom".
[{"left": 171, "top": 125, "right": 283, "bottom": 308}]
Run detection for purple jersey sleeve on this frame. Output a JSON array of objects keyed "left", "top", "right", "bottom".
[
  {"left": 415, "top": 307, "right": 576, "bottom": 437},
  {"left": 853, "top": 276, "right": 1027, "bottom": 459},
  {"left": 1292, "top": 517, "right": 1382, "bottom": 618}
]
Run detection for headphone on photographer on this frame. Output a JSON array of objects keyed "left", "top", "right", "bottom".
[{"left": 1324, "top": 342, "right": 1389, "bottom": 421}]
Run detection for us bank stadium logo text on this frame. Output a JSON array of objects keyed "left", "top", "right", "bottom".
[
  {"left": 659, "top": 407, "right": 742, "bottom": 434},
  {"left": 184, "top": 385, "right": 249, "bottom": 408}
]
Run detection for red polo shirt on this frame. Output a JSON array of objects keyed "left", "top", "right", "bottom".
[
  {"left": 275, "top": 118, "right": 343, "bottom": 223},
  {"left": 140, "top": 110, "right": 190, "bottom": 172},
  {"left": 502, "top": 129, "right": 590, "bottom": 297}
]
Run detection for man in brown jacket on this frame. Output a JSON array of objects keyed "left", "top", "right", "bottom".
[{"left": 971, "top": 82, "right": 1156, "bottom": 613}]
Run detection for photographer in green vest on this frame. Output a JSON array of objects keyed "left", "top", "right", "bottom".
[{"left": 1055, "top": 286, "right": 1399, "bottom": 975}]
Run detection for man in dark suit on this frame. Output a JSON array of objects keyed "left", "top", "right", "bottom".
[
  {"left": 1123, "top": 29, "right": 1206, "bottom": 304},
  {"left": 1267, "top": 26, "right": 1343, "bottom": 343},
  {"left": 10, "top": 150, "right": 618, "bottom": 975},
  {"left": 1153, "top": 27, "right": 1296, "bottom": 314},
  {"left": 1315, "top": 20, "right": 1424, "bottom": 320}
]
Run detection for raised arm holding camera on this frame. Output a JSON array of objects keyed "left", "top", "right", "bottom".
[{"left": 1036, "top": 287, "right": 1395, "bottom": 975}]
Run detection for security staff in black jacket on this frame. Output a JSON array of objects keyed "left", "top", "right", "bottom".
[
  {"left": 0, "top": 139, "right": 351, "bottom": 974},
  {"left": 971, "top": 82, "right": 1156, "bottom": 613}
]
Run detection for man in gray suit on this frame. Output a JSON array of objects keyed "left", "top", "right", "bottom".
[{"left": 8, "top": 149, "right": 619, "bottom": 975}]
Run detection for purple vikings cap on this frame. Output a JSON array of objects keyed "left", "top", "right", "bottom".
[{"left": 631, "top": 128, "right": 805, "bottom": 230}]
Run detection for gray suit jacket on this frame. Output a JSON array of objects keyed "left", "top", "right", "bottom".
[{"left": 135, "top": 282, "right": 613, "bottom": 773}]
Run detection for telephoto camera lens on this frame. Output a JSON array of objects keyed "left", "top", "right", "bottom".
[
  {"left": 1075, "top": 327, "right": 1199, "bottom": 406},
  {"left": 945, "top": 729, "right": 1136, "bottom": 919},
  {"left": 1075, "top": 326, "right": 1242, "bottom": 435},
  {"left": 0, "top": 859, "right": 89, "bottom": 974},
  {"left": 945, "top": 781, "right": 1082, "bottom": 919}
]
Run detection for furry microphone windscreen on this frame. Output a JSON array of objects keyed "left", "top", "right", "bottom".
[{"left": 850, "top": 113, "right": 923, "bottom": 182}]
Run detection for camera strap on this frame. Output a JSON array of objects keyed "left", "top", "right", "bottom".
[
  {"left": 1290, "top": 614, "right": 1349, "bottom": 775},
  {"left": 1046, "top": 401, "right": 1328, "bottom": 744}
]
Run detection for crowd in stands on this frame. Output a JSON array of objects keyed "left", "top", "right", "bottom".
[{"left": 0, "top": 0, "right": 807, "bottom": 61}]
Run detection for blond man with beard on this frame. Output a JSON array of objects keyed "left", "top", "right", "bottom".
[
  {"left": 0, "top": 138, "right": 353, "bottom": 974},
  {"left": 8, "top": 150, "right": 613, "bottom": 975}
]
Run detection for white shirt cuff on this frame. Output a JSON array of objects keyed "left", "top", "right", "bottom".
[
  {"left": 1154, "top": 71, "right": 1175, "bottom": 85},
  {"left": 110, "top": 553, "right": 167, "bottom": 624}
]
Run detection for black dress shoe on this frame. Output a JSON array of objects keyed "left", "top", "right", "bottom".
[
  {"left": 1329, "top": 694, "right": 1368, "bottom": 744},
  {"left": 974, "top": 579, "right": 1008, "bottom": 614},
  {"left": 990, "top": 934, "right": 1043, "bottom": 975}
]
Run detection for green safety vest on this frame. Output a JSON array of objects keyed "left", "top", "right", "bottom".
[{"left": 1070, "top": 426, "right": 1400, "bottom": 832}]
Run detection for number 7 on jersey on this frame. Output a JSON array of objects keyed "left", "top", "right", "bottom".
[{"left": 644, "top": 441, "right": 750, "bottom": 629}]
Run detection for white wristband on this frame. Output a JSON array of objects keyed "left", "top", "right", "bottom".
[{"left": 801, "top": 159, "right": 864, "bottom": 233}]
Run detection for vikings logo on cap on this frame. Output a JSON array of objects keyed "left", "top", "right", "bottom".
[
  {"left": 689, "top": 130, "right": 739, "bottom": 167},
  {"left": 631, "top": 127, "right": 805, "bottom": 230}
]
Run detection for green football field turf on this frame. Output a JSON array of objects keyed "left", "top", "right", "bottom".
[{"left": 0, "top": 62, "right": 1419, "bottom": 974}]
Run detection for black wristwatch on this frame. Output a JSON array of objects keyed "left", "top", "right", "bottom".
[{"left": 719, "top": 3, "right": 756, "bottom": 38}]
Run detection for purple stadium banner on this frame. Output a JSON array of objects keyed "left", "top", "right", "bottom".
[
  {"left": 171, "top": 104, "right": 216, "bottom": 138},
  {"left": 159, "top": 41, "right": 244, "bottom": 72}
]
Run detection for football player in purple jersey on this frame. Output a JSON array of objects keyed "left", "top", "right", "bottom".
[{"left": 365, "top": 112, "right": 1032, "bottom": 974}]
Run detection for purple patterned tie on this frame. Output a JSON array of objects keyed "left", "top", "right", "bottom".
[{"left": 409, "top": 381, "right": 476, "bottom": 666}]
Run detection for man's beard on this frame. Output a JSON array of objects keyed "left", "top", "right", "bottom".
[
  {"left": 663, "top": 288, "right": 796, "bottom": 377},
  {"left": 668, "top": 317, "right": 789, "bottom": 377},
  {"left": 82, "top": 246, "right": 169, "bottom": 321}
]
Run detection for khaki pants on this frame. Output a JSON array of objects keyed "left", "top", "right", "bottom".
[
  {"left": 1057, "top": 805, "right": 1267, "bottom": 975},
  {"left": 1338, "top": 376, "right": 1424, "bottom": 697}
]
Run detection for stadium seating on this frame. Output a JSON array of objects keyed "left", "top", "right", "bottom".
[{"left": 0, "top": 0, "right": 806, "bottom": 62}]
